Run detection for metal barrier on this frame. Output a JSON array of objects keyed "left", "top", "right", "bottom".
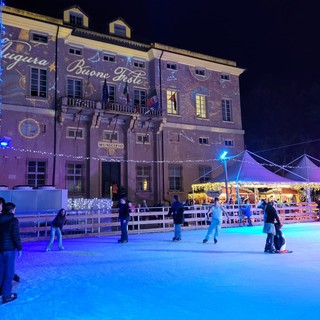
[{"left": 16, "top": 203, "right": 318, "bottom": 242}]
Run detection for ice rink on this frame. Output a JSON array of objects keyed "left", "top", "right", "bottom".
[{"left": 2, "top": 222, "right": 320, "bottom": 320}]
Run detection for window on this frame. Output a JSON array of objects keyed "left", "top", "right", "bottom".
[
  {"left": 199, "top": 137, "right": 209, "bottom": 145},
  {"left": 114, "top": 24, "right": 126, "bottom": 37},
  {"left": 27, "top": 160, "right": 46, "bottom": 187},
  {"left": 167, "top": 90, "right": 178, "bottom": 114},
  {"left": 169, "top": 165, "right": 182, "bottom": 191},
  {"left": 103, "top": 54, "right": 115, "bottom": 62},
  {"left": 106, "top": 84, "right": 116, "bottom": 103},
  {"left": 32, "top": 33, "right": 48, "bottom": 43},
  {"left": 67, "top": 127, "right": 84, "bottom": 139},
  {"left": 167, "top": 63, "right": 177, "bottom": 70},
  {"left": 30, "top": 68, "right": 47, "bottom": 98},
  {"left": 67, "top": 79, "right": 82, "bottom": 98},
  {"left": 221, "top": 74, "right": 230, "bottom": 80},
  {"left": 134, "top": 89, "right": 147, "bottom": 108},
  {"left": 136, "top": 134, "right": 150, "bottom": 144},
  {"left": 66, "top": 163, "right": 84, "bottom": 194},
  {"left": 69, "top": 47, "right": 82, "bottom": 56},
  {"left": 222, "top": 99, "right": 233, "bottom": 122},
  {"left": 136, "top": 165, "right": 151, "bottom": 191},
  {"left": 224, "top": 139, "right": 234, "bottom": 147},
  {"left": 199, "top": 166, "right": 211, "bottom": 183},
  {"left": 133, "top": 60, "right": 145, "bottom": 68},
  {"left": 103, "top": 130, "right": 118, "bottom": 142},
  {"left": 195, "top": 68, "right": 205, "bottom": 76},
  {"left": 70, "top": 13, "right": 83, "bottom": 27},
  {"left": 169, "top": 132, "right": 180, "bottom": 142},
  {"left": 196, "top": 94, "right": 207, "bottom": 118}
]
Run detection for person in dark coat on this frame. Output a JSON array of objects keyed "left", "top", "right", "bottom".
[
  {"left": 258, "top": 199, "right": 282, "bottom": 253},
  {"left": 0, "top": 202, "right": 22, "bottom": 304},
  {"left": 46, "top": 208, "right": 67, "bottom": 251},
  {"left": 167, "top": 195, "right": 184, "bottom": 241},
  {"left": 118, "top": 197, "right": 130, "bottom": 243}
]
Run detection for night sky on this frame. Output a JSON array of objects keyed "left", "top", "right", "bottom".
[{"left": 4, "top": 0, "right": 320, "bottom": 163}]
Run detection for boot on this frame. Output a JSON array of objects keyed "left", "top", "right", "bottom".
[
  {"left": 264, "top": 243, "right": 270, "bottom": 252},
  {"left": 269, "top": 243, "right": 276, "bottom": 254}
]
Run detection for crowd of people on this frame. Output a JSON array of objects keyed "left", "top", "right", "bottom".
[{"left": 0, "top": 194, "right": 293, "bottom": 304}]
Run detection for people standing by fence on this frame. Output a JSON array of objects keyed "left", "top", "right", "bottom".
[
  {"left": 45, "top": 209, "right": 67, "bottom": 251},
  {"left": 0, "top": 202, "right": 22, "bottom": 304},
  {"left": 167, "top": 195, "right": 184, "bottom": 241}
]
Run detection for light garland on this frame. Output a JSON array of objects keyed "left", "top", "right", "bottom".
[{"left": 68, "top": 197, "right": 113, "bottom": 211}]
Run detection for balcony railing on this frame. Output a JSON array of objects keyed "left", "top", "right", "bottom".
[{"left": 61, "top": 97, "right": 163, "bottom": 117}]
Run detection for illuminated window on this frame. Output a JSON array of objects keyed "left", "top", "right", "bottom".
[
  {"left": 167, "top": 90, "right": 178, "bottom": 114},
  {"left": 196, "top": 94, "right": 207, "bottom": 118},
  {"left": 136, "top": 165, "right": 151, "bottom": 192}
]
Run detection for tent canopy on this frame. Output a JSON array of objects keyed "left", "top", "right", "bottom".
[
  {"left": 283, "top": 154, "right": 320, "bottom": 183},
  {"left": 211, "top": 150, "right": 297, "bottom": 185}
]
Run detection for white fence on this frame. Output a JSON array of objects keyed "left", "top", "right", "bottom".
[{"left": 16, "top": 203, "right": 319, "bottom": 242}]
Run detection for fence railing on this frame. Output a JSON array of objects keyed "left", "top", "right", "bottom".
[{"left": 16, "top": 203, "right": 318, "bottom": 242}]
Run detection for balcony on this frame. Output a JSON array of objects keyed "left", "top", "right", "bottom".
[{"left": 60, "top": 97, "right": 163, "bottom": 118}]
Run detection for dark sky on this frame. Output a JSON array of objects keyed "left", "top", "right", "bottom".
[{"left": 4, "top": 0, "right": 320, "bottom": 162}]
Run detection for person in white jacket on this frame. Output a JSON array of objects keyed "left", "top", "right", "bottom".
[{"left": 203, "top": 198, "right": 230, "bottom": 244}]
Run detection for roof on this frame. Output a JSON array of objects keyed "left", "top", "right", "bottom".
[
  {"left": 283, "top": 154, "right": 320, "bottom": 182},
  {"left": 212, "top": 150, "right": 296, "bottom": 185}
]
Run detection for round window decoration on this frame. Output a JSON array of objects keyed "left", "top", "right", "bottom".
[{"left": 18, "top": 118, "right": 40, "bottom": 138}]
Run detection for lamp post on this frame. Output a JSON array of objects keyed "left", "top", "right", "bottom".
[{"left": 220, "top": 151, "right": 229, "bottom": 203}]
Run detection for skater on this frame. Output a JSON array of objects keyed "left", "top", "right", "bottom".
[
  {"left": 241, "top": 199, "right": 253, "bottom": 226},
  {"left": 118, "top": 197, "right": 130, "bottom": 243},
  {"left": 257, "top": 199, "right": 282, "bottom": 253},
  {"left": 0, "top": 198, "right": 20, "bottom": 284},
  {"left": 274, "top": 222, "right": 292, "bottom": 253},
  {"left": 167, "top": 195, "right": 184, "bottom": 241},
  {"left": 203, "top": 197, "right": 230, "bottom": 244},
  {"left": 0, "top": 202, "right": 22, "bottom": 304},
  {"left": 46, "top": 208, "right": 67, "bottom": 251}
]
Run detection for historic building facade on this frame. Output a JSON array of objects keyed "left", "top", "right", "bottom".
[{"left": 0, "top": 5, "right": 245, "bottom": 205}]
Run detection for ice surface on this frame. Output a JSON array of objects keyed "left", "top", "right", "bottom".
[{"left": 2, "top": 222, "right": 320, "bottom": 320}]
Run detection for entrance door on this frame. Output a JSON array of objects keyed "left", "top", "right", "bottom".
[{"left": 102, "top": 162, "right": 120, "bottom": 199}]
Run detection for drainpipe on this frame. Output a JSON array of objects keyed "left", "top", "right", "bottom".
[{"left": 52, "top": 25, "right": 60, "bottom": 186}]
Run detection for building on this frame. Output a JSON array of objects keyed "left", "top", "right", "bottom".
[{"left": 0, "top": 5, "right": 245, "bottom": 205}]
